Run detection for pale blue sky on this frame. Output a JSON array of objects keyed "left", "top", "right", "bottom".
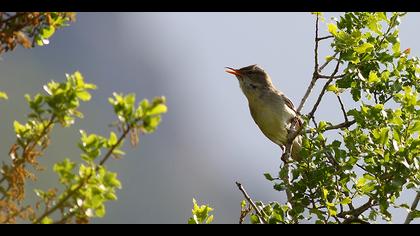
[{"left": 0, "top": 12, "right": 419, "bottom": 223}]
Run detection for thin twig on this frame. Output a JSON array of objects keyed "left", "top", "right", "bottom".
[
  {"left": 319, "top": 52, "right": 339, "bottom": 72},
  {"left": 336, "top": 95, "right": 349, "bottom": 123},
  {"left": 307, "top": 61, "right": 341, "bottom": 121},
  {"left": 404, "top": 191, "right": 420, "bottom": 224},
  {"left": 318, "top": 74, "right": 345, "bottom": 79},
  {"left": 323, "top": 120, "right": 355, "bottom": 131},
  {"left": 239, "top": 205, "right": 252, "bottom": 224},
  {"left": 316, "top": 35, "right": 334, "bottom": 41},
  {"left": 297, "top": 15, "right": 320, "bottom": 113},
  {"left": 34, "top": 125, "right": 132, "bottom": 224},
  {"left": 235, "top": 181, "right": 267, "bottom": 224},
  {"left": 0, "top": 115, "right": 55, "bottom": 185},
  {"left": 337, "top": 199, "right": 373, "bottom": 219},
  {"left": 311, "top": 116, "right": 318, "bottom": 129}
]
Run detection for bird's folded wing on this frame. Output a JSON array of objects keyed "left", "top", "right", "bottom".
[{"left": 281, "top": 94, "right": 303, "bottom": 128}]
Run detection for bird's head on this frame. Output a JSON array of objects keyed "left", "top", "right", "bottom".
[{"left": 225, "top": 64, "right": 274, "bottom": 97}]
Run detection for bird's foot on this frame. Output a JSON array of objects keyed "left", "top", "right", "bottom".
[{"left": 281, "top": 152, "right": 290, "bottom": 164}]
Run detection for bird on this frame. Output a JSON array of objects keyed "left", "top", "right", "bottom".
[{"left": 225, "top": 64, "right": 302, "bottom": 161}]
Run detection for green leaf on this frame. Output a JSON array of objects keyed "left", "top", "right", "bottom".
[
  {"left": 103, "top": 171, "right": 122, "bottom": 188},
  {"left": 41, "top": 217, "right": 53, "bottom": 224},
  {"left": 273, "top": 183, "right": 285, "bottom": 191},
  {"left": 341, "top": 197, "right": 352, "bottom": 205},
  {"left": 327, "top": 23, "right": 338, "bottom": 36},
  {"left": 148, "top": 104, "right": 167, "bottom": 116},
  {"left": 189, "top": 198, "right": 214, "bottom": 224},
  {"left": 0, "top": 91, "right": 8, "bottom": 100},
  {"left": 13, "top": 120, "right": 27, "bottom": 135},
  {"left": 264, "top": 173, "right": 274, "bottom": 181},
  {"left": 205, "top": 215, "right": 214, "bottom": 224},
  {"left": 250, "top": 214, "right": 260, "bottom": 224},
  {"left": 368, "top": 71, "right": 380, "bottom": 83},
  {"left": 318, "top": 121, "right": 329, "bottom": 131},
  {"left": 409, "top": 121, "right": 420, "bottom": 133},
  {"left": 76, "top": 91, "right": 92, "bottom": 101},
  {"left": 40, "top": 26, "right": 56, "bottom": 39},
  {"left": 354, "top": 43, "right": 374, "bottom": 54},
  {"left": 410, "top": 210, "right": 420, "bottom": 219},
  {"left": 392, "top": 42, "right": 401, "bottom": 54},
  {"left": 326, "top": 84, "right": 339, "bottom": 93},
  {"left": 95, "top": 205, "right": 106, "bottom": 218},
  {"left": 108, "top": 131, "right": 118, "bottom": 146}
]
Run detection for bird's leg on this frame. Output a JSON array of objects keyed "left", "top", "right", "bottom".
[
  {"left": 280, "top": 145, "right": 289, "bottom": 163},
  {"left": 282, "top": 117, "right": 300, "bottom": 163}
]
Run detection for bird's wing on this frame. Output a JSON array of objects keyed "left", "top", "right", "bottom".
[
  {"left": 281, "top": 94, "right": 303, "bottom": 128},
  {"left": 281, "top": 94, "right": 298, "bottom": 114}
]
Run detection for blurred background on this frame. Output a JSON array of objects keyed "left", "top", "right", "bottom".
[{"left": 0, "top": 13, "right": 419, "bottom": 223}]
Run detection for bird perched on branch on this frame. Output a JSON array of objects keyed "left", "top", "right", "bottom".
[{"left": 225, "top": 64, "right": 302, "bottom": 161}]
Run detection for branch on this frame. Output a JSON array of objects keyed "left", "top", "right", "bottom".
[
  {"left": 33, "top": 124, "right": 132, "bottom": 224},
  {"left": 239, "top": 205, "right": 252, "bottom": 224},
  {"left": 337, "top": 199, "right": 373, "bottom": 219},
  {"left": 235, "top": 181, "right": 267, "bottom": 224},
  {"left": 336, "top": 94, "right": 348, "bottom": 123},
  {"left": 319, "top": 52, "right": 339, "bottom": 72},
  {"left": 317, "top": 74, "right": 345, "bottom": 79},
  {"left": 342, "top": 217, "right": 370, "bottom": 224},
  {"left": 316, "top": 35, "right": 334, "bottom": 41},
  {"left": 404, "top": 191, "right": 420, "bottom": 224},
  {"left": 307, "top": 60, "right": 341, "bottom": 121},
  {"left": 296, "top": 14, "right": 320, "bottom": 113},
  {"left": 0, "top": 115, "right": 56, "bottom": 185}
]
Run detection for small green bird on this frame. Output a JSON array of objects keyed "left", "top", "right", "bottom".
[{"left": 226, "top": 64, "right": 302, "bottom": 160}]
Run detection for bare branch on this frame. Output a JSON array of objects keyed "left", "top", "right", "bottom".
[
  {"left": 296, "top": 14, "right": 321, "bottom": 113},
  {"left": 329, "top": 120, "right": 356, "bottom": 131},
  {"left": 235, "top": 181, "right": 267, "bottom": 224},
  {"left": 318, "top": 74, "right": 345, "bottom": 79},
  {"left": 337, "top": 199, "right": 374, "bottom": 219},
  {"left": 404, "top": 191, "right": 420, "bottom": 224},
  {"left": 307, "top": 61, "right": 341, "bottom": 121},
  {"left": 336, "top": 94, "right": 348, "bottom": 123},
  {"left": 317, "top": 35, "right": 334, "bottom": 41},
  {"left": 319, "top": 52, "right": 339, "bottom": 72}
]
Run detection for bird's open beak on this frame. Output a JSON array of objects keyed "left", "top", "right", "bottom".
[{"left": 225, "top": 67, "right": 242, "bottom": 76}]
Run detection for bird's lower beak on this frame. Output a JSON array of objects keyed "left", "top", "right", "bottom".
[{"left": 225, "top": 67, "right": 242, "bottom": 76}]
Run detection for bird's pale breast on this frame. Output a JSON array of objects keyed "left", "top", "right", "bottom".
[{"left": 248, "top": 95, "right": 295, "bottom": 147}]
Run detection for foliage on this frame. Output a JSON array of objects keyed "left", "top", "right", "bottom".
[
  {"left": 0, "top": 72, "right": 167, "bottom": 223},
  {"left": 0, "top": 12, "right": 75, "bottom": 54},
  {"left": 258, "top": 12, "right": 420, "bottom": 224},
  {"left": 188, "top": 198, "right": 214, "bottom": 224},
  {"left": 193, "top": 12, "right": 420, "bottom": 224}
]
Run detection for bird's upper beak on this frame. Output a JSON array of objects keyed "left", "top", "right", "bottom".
[{"left": 225, "top": 67, "right": 242, "bottom": 76}]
